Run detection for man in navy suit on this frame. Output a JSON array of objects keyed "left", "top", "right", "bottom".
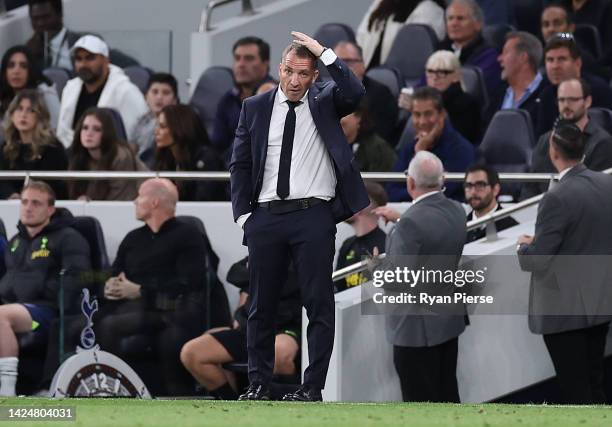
[{"left": 230, "top": 31, "right": 369, "bottom": 401}]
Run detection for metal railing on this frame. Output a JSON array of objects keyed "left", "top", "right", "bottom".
[
  {"left": 199, "top": 0, "right": 256, "bottom": 32},
  {"left": 0, "top": 170, "right": 560, "bottom": 182},
  {"left": 331, "top": 166, "right": 612, "bottom": 282}
]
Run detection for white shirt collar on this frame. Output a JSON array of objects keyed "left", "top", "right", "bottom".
[
  {"left": 277, "top": 87, "right": 309, "bottom": 106},
  {"left": 558, "top": 164, "right": 578, "bottom": 181},
  {"left": 50, "top": 27, "right": 67, "bottom": 47},
  {"left": 412, "top": 190, "right": 442, "bottom": 205}
]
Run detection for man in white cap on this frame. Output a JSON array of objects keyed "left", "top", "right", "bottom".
[{"left": 56, "top": 34, "right": 148, "bottom": 147}]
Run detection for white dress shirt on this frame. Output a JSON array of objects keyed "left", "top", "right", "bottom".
[
  {"left": 48, "top": 27, "right": 72, "bottom": 69},
  {"left": 237, "top": 49, "right": 339, "bottom": 228}
]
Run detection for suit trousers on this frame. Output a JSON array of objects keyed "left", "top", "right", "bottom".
[
  {"left": 245, "top": 201, "right": 336, "bottom": 389},
  {"left": 543, "top": 322, "right": 610, "bottom": 404},
  {"left": 393, "top": 337, "right": 460, "bottom": 402}
]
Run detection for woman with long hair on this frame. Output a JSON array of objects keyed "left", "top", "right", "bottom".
[
  {"left": 68, "top": 108, "right": 147, "bottom": 201},
  {"left": 356, "top": 0, "right": 447, "bottom": 69},
  {"left": 0, "top": 89, "right": 67, "bottom": 199},
  {"left": 151, "top": 104, "right": 224, "bottom": 201},
  {"left": 0, "top": 46, "right": 60, "bottom": 129}
]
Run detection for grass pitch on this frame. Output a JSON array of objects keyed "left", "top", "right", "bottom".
[{"left": 0, "top": 398, "right": 610, "bottom": 427}]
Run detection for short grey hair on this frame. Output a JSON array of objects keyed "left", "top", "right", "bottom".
[
  {"left": 449, "top": 0, "right": 485, "bottom": 24},
  {"left": 407, "top": 151, "right": 445, "bottom": 190},
  {"left": 506, "top": 31, "right": 543, "bottom": 73},
  {"left": 426, "top": 50, "right": 461, "bottom": 72}
]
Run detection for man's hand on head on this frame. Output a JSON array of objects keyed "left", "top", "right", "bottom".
[{"left": 291, "top": 31, "right": 325, "bottom": 57}]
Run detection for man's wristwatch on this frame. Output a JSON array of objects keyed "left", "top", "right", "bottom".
[{"left": 319, "top": 47, "right": 328, "bottom": 57}]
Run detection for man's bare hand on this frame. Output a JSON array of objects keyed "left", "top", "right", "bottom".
[
  {"left": 109, "top": 272, "right": 142, "bottom": 300},
  {"left": 291, "top": 31, "right": 325, "bottom": 57},
  {"left": 415, "top": 114, "right": 445, "bottom": 152},
  {"left": 517, "top": 235, "right": 534, "bottom": 246},
  {"left": 104, "top": 277, "right": 121, "bottom": 300},
  {"left": 373, "top": 206, "right": 401, "bottom": 224}
]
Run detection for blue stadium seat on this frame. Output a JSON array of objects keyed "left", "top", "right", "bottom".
[
  {"left": 483, "top": 23, "right": 516, "bottom": 52},
  {"left": 43, "top": 67, "right": 72, "bottom": 98},
  {"left": 314, "top": 22, "right": 356, "bottom": 49},
  {"left": 189, "top": 66, "right": 234, "bottom": 135},
  {"left": 314, "top": 23, "right": 356, "bottom": 80},
  {"left": 124, "top": 65, "right": 153, "bottom": 94},
  {"left": 365, "top": 66, "right": 403, "bottom": 99},
  {"left": 588, "top": 107, "right": 612, "bottom": 135},
  {"left": 479, "top": 109, "right": 535, "bottom": 199},
  {"left": 575, "top": 24, "right": 603, "bottom": 60},
  {"left": 384, "top": 24, "right": 438, "bottom": 86},
  {"left": 461, "top": 65, "right": 489, "bottom": 118}
]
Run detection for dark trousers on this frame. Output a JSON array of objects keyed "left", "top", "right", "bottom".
[
  {"left": 245, "top": 202, "right": 336, "bottom": 389},
  {"left": 543, "top": 322, "right": 609, "bottom": 404},
  {"left": 393, "top": 338, "right": 460, "bottom": 402}
]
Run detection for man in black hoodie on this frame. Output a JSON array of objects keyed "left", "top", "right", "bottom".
[{"left": 0, "top": 181, "right": 90, "bottom": 396}]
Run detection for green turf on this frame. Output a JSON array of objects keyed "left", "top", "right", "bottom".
[{"left": 0, "top": 398, "right": 610, "bottom": 427}]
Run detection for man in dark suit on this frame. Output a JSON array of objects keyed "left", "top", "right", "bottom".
[
  {"left": 375, "top": 151, "right": 467, "bottom": 402},
  {"left": 230, "top": 31, "right": 369, "bottom": 401},
  {"left": 521, "top": 77, "right": 612, "bottom": 199},
  {"left": 518, "top": 122, "right": 612, "bottom": 404},
  {"left": 464, "top": 164, "right": 518, "bottom": 243}
]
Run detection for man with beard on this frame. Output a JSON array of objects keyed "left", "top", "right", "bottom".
[
  {"left": 535, "top": 35, "right": 612, "bottom": 137},
  {"left": 56, "top": 35, "right": 148, "bottom": 147},
  {"left": 521, "top": 78, "right": 612, "bottom": 199},
  {"left": 464, "top": 164, "right": 518, "bottom": 243}
]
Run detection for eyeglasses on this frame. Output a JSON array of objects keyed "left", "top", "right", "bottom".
[
  {"left": 463, "top": 181, "right": 490, "bottom": 190},
  {"left": 558, "top": 96, "right": 585, "bottom": 103},
  {"left": 425, "top": 69, "right": 454, "bottom": 77}
]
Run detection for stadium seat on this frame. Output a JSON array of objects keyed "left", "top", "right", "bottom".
[
  {"left": 99, "top": 107, "right": 128, "bottom": 141},
  {"left": 189, "top": 66, "right": 234, "bottom": 135},
  {"left": 574, "top": 24, "right": 603, "bottom": 60},
  {"left": 124, "top": 65, "right": 153, "bottom": 94},
  {"left": 384, "top": 24, "right": 438, "bottom": 86},
  {"left": 461, "top": 65, "right": 490, "bottom": 118},
  {"left": 43, "top": 67, "right": 72, "bottom": 98},
  {"left": 514, "top": 0, "right": 543, "bottom": 37},
  {"left": 588, "top": 107, "right": 612, "bottom": 135},
  {"left": 479, "top": 109, "right": 535, "bottom": 199},
  {"left": 365, "top": 66, "right": 403, "bottom": 99},
  {"left": 314, "top": 23, "right": 356, "bottom": 81},
  {"left": 313, "top": 22, "right": 356, "bottom": 49},
  {"left": 483, "top": 23, "right": 515, "bottom": 52}
]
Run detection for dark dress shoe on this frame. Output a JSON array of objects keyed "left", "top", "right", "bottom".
[
  {"left": 282, "top": 385, "right": 322, "bottom": 402},
  {"left": 238, "top": 383, "right": 271, "bottom": 401}
]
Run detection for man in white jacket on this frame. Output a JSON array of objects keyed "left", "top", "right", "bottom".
[{"left": 56, "top": 35, "right": 148, "bottom": 147}]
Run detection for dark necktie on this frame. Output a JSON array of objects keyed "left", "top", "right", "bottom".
[{"left": 277, "top": 100, "right": 301, "bottom": 199}]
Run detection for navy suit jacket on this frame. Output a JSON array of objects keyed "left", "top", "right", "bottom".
[{"left": 229, "top": 58, "right": 370, "bottom": 224}]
